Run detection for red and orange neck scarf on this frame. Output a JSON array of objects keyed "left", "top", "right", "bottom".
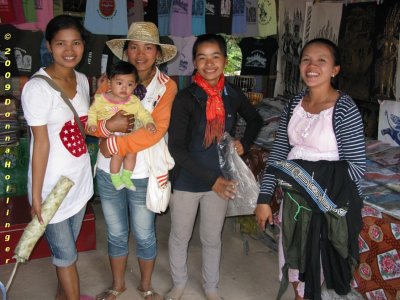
[{"left": 193, "top": 72, "right": 225, "bottom": 148}]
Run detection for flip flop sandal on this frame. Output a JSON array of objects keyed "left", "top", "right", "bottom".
[
  {"left": 95, "top": 288, "right": 126, "bottom": 300},
  {"left": 137, "top": 287, "right": 162, "bottom": 300}
]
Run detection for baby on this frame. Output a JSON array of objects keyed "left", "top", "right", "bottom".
[{"left": 88, "top": 61, "right": 156, "bottom": 191}]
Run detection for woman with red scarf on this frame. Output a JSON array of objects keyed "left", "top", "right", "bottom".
[{"left": 166, "top": 34, "right": 263, "bottom": 300}]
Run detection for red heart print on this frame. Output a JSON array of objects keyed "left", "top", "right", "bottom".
[{"left": 59, "top": 116, "right": 88, "bottom": 157}]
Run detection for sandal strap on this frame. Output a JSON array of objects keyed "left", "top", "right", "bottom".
[
  {"left": 141, "top": 290, "right": 154, "bottom": 297},
  {"left": 138, "top": 288, "right": 162, "bottom": 299},
  {"left": 107, "top": 289, "right": 123, "bottom": 296},
  {"left": 96, "top": 288, "right": 125, "bottom": 300}
]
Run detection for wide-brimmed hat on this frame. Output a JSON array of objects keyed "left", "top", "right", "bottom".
[{"left": 106, "top": 22, "right": 177, "bottom": 65}]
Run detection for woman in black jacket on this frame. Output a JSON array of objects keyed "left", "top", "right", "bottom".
[{"left": 166, "top": 33, "right": 263, "bottom": 300}]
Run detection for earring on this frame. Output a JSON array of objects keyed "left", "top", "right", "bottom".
[{"left": 331, "top": 74, "right": 335, "bottom": 78}]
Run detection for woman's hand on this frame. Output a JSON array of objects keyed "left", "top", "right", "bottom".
[
  {"left": 106, "top": 110, "right": 135, "bottom": 133},
  {"left": 255, "top": 204, "right": 273, "bottom": 230},
  {"left": 233, "top": 140, "right": 244, "bottom": 155},
  {"left": 31, "top": 198, "right": 44, "bottom": 225},
  {"left": 212, "top": 176, "right": 238, "bottom": 200}
]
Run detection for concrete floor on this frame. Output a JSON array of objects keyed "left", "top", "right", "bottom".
[{"left": 1, "top": 199, "right": 363, "bottom": 300}]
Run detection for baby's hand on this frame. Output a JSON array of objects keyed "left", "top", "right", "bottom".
[
  {"left": 146, "top": 123, "right": 157, "bottom": 134},
  {"left": 88, "top": 125, "right": 98, "bottom": 133}
]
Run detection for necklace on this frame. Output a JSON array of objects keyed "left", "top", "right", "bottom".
[
  {"left": 52, "top": 74, "right": 76, "bottom": 82},
  {"left": 46, "top": 67, "right": 75, "bottom": 82}
]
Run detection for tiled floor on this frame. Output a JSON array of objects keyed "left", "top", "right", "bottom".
[{"left": 0, "top": 200, "right": 362, "bottom": 300}]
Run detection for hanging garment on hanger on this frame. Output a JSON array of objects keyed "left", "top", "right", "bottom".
[{"left": 84, "top": 0, "right": 128, "bottom": 35}]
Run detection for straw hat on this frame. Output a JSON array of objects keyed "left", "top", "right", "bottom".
[{"left": 106, "top": 22, "right": 177, "bottom": 65}]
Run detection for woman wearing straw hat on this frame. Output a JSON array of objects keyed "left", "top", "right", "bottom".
[{"left": 94, "top": 22, "right": 177, "bottom": 300}]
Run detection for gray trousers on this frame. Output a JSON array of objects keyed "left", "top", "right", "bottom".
[{"left": 168, "top": 190, "right": 228, "bottom": 292}]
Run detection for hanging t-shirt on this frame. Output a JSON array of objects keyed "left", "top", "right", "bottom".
[
  {"left": 244, "top": 0, "right": 258, "bottom": 36},
  {"left": 77, "top": 32, "right": 109, "bottom": 77},
  {"left": 14, "top": 29, "right": 43, "bottom": 76},
  {"left": 144, "top": 0, "right": 158, "bottom": 25},
  {"left": 128, "top": 0, "right": 144, "bottom": 25},
  {"left": 53, "top": 0, "right": 63, "bottom": 17},
  {"left": 0, "top": 24, "right": 19, "bottom": 76},
  {"left": 192, "top": 0, "right": 205, "bottom": 36},
  {"left": 158, "top": 35, "right": 175, "bottom": 74},
  {"left": 220, "top": 0, "right": 233, "bottom": 35},
  {"left": 16, "top": 0, "right": 53, "bottom": 31},
  {"left": 12, "top": 0, "right": 26, "bottom": 25},
  {"left": 232, "top": 0, "right": 246, "bottom": 35},
  {"left": 21, "top": 0, "right": 36, "bottom": 23},
  {"left": 179, "top": 35, "right": 196, "bottom": 75},
  {"left": 40, "top": 36, "right": 52, "bottom": 68},
  {"left": 0, "top": 0, "right": 16, "bottom": 23},
  {"left": 33, "top": 0, "right": 53, "bottom": 32},
  {"left": 239, "top": 36, "right": 278, "bottom": 75},
  {"left": 167, "top": 35, "right": 196, "bottom": 76},
  {"left": 167, "top": 36, "right": 183, "bottom": 75},
  {"left": 205, "top": 0, "right": 220, "bottom": 33},
  {"left": 257, "top": 0, "right": 277, "bottom": 37},
  {"left": 103, "top": 37, "right": 124, "bottom": 74},
  {"left": 170, "top": 0, "right": 192, "bottom": 37},
  {"left": 158, "top": 0, "right": 171, "bottom": 36},
  {"left": 84, "top": 0, "right": 128, "bottom": 35},
  {"left": 62, "top": 0, "right": 86, "bottom": 13}
]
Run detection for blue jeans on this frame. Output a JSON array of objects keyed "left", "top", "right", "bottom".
[
  {"left": 96, "top": 168, "right": 156, "bottom": 259},
  {"left": 45, "top": 205, "right": 86, "bottom": 267}
]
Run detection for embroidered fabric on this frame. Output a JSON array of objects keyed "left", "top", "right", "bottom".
[
  {"left": 270, "top": 160, "right": 347, "bottom": 217},
  {"left": 134, "top": 84, "right": 147, "bottom": 100}
]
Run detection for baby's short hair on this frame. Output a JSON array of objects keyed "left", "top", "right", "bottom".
[{"left": 108, "top": 61, "right": 139, "bottom": 82}]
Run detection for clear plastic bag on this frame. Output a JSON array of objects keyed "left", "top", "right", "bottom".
[{"left": 218, "top": 132, "right": 259, "bottom": 217}]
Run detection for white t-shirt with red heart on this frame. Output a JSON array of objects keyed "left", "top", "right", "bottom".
[{"left": 21, "top": 68, "right": 93, "bottom": 224}]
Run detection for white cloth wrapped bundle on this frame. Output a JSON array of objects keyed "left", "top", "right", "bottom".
[{"left": 13, "top": 176, "right": 74, "bottom": 263}]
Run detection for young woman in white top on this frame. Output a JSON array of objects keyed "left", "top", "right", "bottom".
[{"left": 21, "top": 15, "right": 93, "bottom": 300}]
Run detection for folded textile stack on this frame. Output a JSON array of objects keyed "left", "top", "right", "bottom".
[
  {"left": 365, "top": 139, "right": 400, "bottom": 172},
  {"left": 360, "top": 140, "right": 400, "bottom": 218},
  {"left": 252, "top": 98, "right": 286, "bottom": 149}
]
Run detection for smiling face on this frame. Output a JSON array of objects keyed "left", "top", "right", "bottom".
[
  {"left": 125, "top": 41, "right": 159, "bottom": 74},
  {"left": 193, "top": 41, "right": 227, "bottom": 87},
  {"left": 299, "top": 42, "right": 340, "bottom": 89},
  {"left": 109, "top": 73, "right": 137, "bottom": 101},
  {"left": 46, "top": 28, "right": 84, "bottom": 69}
]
